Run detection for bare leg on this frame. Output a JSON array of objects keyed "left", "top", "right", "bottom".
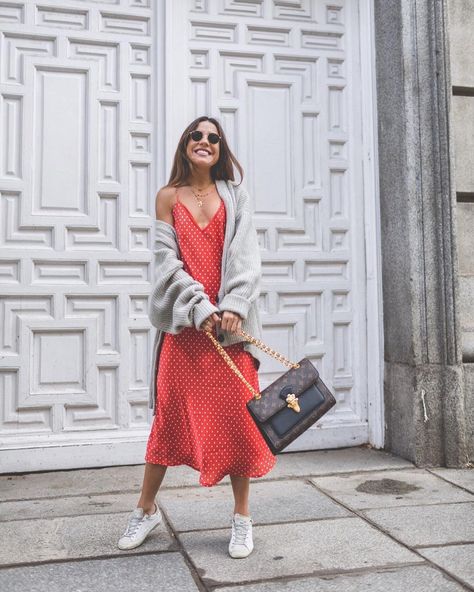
[
  {"left": 230, "top": 475, "right": 250, "bottom": 516},
  {"left": 137, "top": 462, "right": 167, "bottom": 514}
]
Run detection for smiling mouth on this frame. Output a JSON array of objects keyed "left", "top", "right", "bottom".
[{"left": 194, "top": 149, "right": 211, "bottom": 156}]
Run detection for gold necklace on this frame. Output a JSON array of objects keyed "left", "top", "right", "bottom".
[{"left": 190, "top": 183, "right": 214, "bottom": 207}]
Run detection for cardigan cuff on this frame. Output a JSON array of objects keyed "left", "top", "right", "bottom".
[
  {"left": 193, "top": 298, "right": 220, "bottom": 330},
  {"left": 218, "top": 293, "right": 251, "bottom": 320}
]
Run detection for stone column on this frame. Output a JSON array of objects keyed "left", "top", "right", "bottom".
[
  {"left": 449, "top": 0, "right": 474, "bottom": 460},
  {"left": 374, "top": 0, "right": 469, "bottom": 466}
]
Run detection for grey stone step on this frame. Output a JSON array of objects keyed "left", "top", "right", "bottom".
[
  {"left": 178, "top": 517, "right": 423, "bottom": 588},
  {"left": 311, "top": 469, "right": 474, "bottom": 510},
  {"left": 0, "top": 448, "right": 413, "bottom": 502},
  {"left": 0, "top": 493, "right": 139, "bottom": 522},
  {"left": 418, "top": 544, "right": 474, "bottom": 589},
  {"left": 159, "top": 479, "right": 350, "bottom": 532},
  {"left": 0, "top": 553, "right": 199, "bottom": 592},
  {"left": 429, "top": 468, "right": 474, "bottom": 493},
  {"left": 217, "top": 564, "right": 467, "bottom": 592},
  {"left": 0, "top": 512, "right": 175, "bottom": 566},
  {"left": 363, "top": 503, "right": 474, "bottom": 547}
]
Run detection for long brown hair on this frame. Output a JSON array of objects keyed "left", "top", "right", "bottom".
[{"left": 167, "top": 116, "right": 243, "bottom": 187}]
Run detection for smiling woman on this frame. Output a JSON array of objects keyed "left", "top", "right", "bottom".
[
  {"left": 117, "top": 116, "right": 275, "bottom": 559},
  {"left": 168, "top": 116, "right": 243, "bottom": 188}
]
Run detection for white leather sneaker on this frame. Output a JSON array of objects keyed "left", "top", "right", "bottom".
[
  {"left": 228, "top": 513, "right": 254, "bottom": 558},
  {"left": 118, "top": 504, "right": 162, "bottom": 550}
]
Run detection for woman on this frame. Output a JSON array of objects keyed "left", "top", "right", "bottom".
[{"left": 118, "top": 116, "right": 276, "bottom": 558}]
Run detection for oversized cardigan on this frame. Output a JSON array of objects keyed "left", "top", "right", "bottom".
[{"left": 147, "top": 178, "right": 264, "bottom": 414}]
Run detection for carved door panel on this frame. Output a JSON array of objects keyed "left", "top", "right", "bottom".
[
  {"left": 0, "top": 0, "right": 381, "bottom": 471},
  {"left": 165, "top": 0, "right": 381, "bottom": 450},
  {"left": 0, "top": 0, "right": 155, "bottom": 471}
]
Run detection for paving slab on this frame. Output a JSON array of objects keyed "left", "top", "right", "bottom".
[
  {"left": 0, "top": 492, "right": 140, "bottom": 522},
  {"left": 0, "top": 466, "right": 146, "bottom": 501},
  {"left": 269, "top": 447, "right": 414, "bottom": 479},
  {"left": 217, "top": 564, "right": 466, "bottom": 592},
  {"left": 311, "top": 469, "right": 474, "bottom": 510},
  {"left": 418, "top": 544, "right": 474, "bottom": 589},
  {"left": 0, "top": 553, "right": 198, "bottom": 592},
  {"left": 0, "top": 464, "right": 208, "bottom": 501},
  {"left": 179, "top": 517, "right": 422, "bottom": 587},
  {"left": 0, "top": 512, "right": 175, "bottom": 566},
  {"left": 159, "top": 479, "right": 349, "bottom": 531},
  {"left": 0, "top": 448, "right": 413, "bottom": 502},
  {"left": 363, "top": 502, "right": 474, "bottom": 547},
  {"left": 429, "top": 468, "right": 474, "bottom": 493}
]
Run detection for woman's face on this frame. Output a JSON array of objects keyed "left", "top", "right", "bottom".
[{"left": 185, "top": 121, "right": 220, "bottom": 172}]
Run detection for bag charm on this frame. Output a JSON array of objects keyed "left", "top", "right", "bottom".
[{"left": 285, "top": 393, "right": 300, "bottom": 412}]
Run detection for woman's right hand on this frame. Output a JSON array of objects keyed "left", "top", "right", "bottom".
[{"left": 199, "top": 312, "right": 221, "bottom": 332}]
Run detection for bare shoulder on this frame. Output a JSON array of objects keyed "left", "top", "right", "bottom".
[{"left": 155, "top": 185, "right": 177, "bottom": 223}]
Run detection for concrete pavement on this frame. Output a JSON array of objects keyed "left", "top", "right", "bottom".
[{"left": 0, "top": 446, "right": 472, "bottom": 591}]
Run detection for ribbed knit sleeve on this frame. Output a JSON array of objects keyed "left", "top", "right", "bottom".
[
  {"left": 218, "top": 186, "right": 261, "bottom": 320},
  {"left": 148, "top": 220, "right": 219, "bottom": 333}
]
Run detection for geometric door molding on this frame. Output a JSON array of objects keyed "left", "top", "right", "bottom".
[
  {"left": 164, "top": 0, "right": 384, "bottom": 452},
  {"left": 0, "top": 0, "right": 155, "bottom": 472},
  {"left": 0, "top": 0, "right": 383, "bottom": 472}
]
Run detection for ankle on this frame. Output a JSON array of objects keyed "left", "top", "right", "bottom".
[
  {"left": 138, "top": 501, "right": 157, "bottom": 515},
  {"left": 233, "top": 509, "right": 250, "bottom": 517}
]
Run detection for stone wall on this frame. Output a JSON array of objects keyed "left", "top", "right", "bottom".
[
  {"left": 448, "top": 0, "right": 474, "bottom": 458},
  {"left": 374, "top": 0, "right": 470, "bottom": 466}
]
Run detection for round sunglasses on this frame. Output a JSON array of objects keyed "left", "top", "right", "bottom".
[{"left": 188, "top": 130, "right": 221, "bottom": 144}]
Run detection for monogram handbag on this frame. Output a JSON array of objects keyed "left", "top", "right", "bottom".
[{"left": 205, "top": 329, "right": 336, "bottom": 454}]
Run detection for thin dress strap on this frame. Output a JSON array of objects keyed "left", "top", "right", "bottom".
[{"left": 174, "top": 186, "right": 181, "bottom": 204}]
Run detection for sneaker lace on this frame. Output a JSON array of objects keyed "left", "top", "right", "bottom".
[
  {"left": 123, "top": 514, "right": 143, "bottom": 538},
  {"left": 233, "top": 520, "right": 250, "bottom": 546}
]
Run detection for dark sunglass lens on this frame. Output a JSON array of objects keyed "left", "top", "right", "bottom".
[
  {"left": 190, "top": 130, "right": 203, "bottom": 141},
  {"left": 208, "top": 133, "right": 220, "bottom": 144}
]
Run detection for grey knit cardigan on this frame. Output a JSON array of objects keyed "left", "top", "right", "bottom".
[{"left": 148, "top": 178, "right": 264, "bottom": 414}]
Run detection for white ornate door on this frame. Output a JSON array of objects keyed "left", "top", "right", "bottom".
[
  {"left": 0, "top": 0, "right": 156, "bottom": 471},
  {"left": 0, "top": 0, "right": 382, "bottom": 472},
  {"left": 165, "top": 0, "right": 383, "bottom": 452}
]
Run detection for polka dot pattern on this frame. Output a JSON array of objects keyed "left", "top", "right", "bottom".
[{"left": 145, "top": 192, "right": 276, "bottom": 486}]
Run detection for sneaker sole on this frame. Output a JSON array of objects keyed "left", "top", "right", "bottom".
[
  {"left": 228, "top": 545, "right": 254, "bottom": 559},
  {"left": 228, "top": 550, "right": 253, "bottom": 558}
]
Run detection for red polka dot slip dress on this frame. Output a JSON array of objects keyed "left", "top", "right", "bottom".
[{"left": 145, "top": 188, "right": 276, "bottom": 486}]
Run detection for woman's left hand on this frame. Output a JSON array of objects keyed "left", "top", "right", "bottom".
[{"left": 220, "top": 311, "right": 243, "bottom": 335}]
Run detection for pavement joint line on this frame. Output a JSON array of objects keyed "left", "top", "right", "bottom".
[
  {"left": 200, "top": 561, "right": 433, "bottom": 590},
  {"left": 1, "top": 461, "right": 471, "bottom": 590},
  {"left": 0, "top": 499, "right": 349, "bottom": 534},
  {"left": 165, "top": 514, "right": 357, "bottom": 535},
  {"left": 0, "top": 548, "right": 179, "bottom": 572},
  {"left": 0, "top": 465, "right": 420, "bottom": 504},
  {"left": 0, "top": 448, "right": 410, "bottom": 478},
  {"left": 350, "top": 499, "right": 474, "bottom": 512},
  {"left": 0, "top": 490, "right": 145, "bottom": 504},
  {"left": 306, "top": 478, "right": 474, "bottom": 592},
  {"left": 425, "top": 467, "right": 474, "bottom": 495},
  {"left": 0, "top": 508, "right": 153, "bottom": 524},
  {"left": 1, "top": 475, "right": 470, "bottom": 522},
  {"left": 414, "top": 540, "right": 474, "bottom": 549},
  {"left": 0, "top": 508, "right": 356, "bottom": 530},
  {"left": 158, "top": 502, "right": 209, "bottom": 592}
]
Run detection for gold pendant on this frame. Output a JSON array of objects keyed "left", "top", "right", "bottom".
[{"left": 286, "top": 393, "right": 300, "bottom": 413}]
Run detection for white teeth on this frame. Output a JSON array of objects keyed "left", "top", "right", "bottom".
[{"left": 195, "top": 149, "right": 209, "bottom": 155}]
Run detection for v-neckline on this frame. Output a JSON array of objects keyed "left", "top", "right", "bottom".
[{"left": 174, "top": 196, "right": 223, "bottom": 232}]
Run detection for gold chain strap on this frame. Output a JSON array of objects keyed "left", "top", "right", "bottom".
[
  {"left": 237, "top": 329, "right": 300, "bottom": 370},
  {"left": 204, "top": 329, "right": 300, "bottom": 400}
]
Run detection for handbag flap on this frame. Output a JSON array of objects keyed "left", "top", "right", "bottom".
[{"left": 248, "top": 358, "right": 320, "bottom": 422}]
